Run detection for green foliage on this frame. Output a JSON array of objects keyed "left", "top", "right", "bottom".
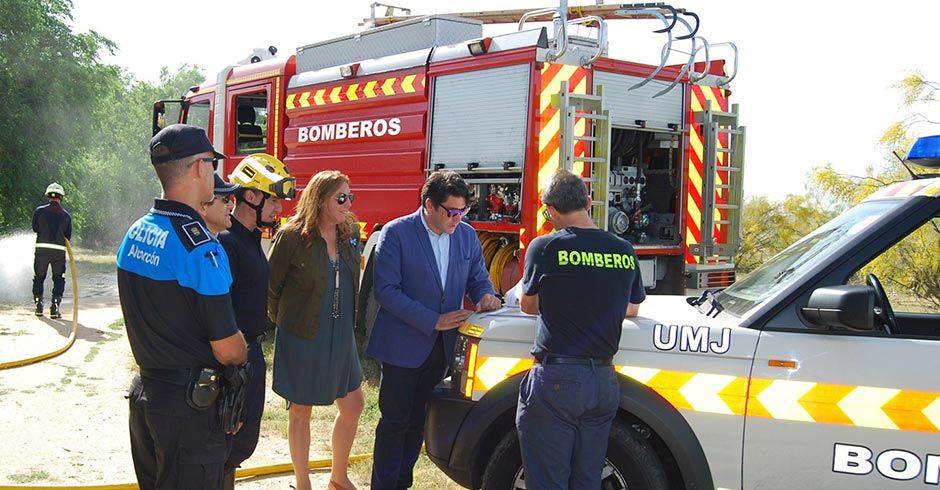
[
  {"left": 737, "top": 193, "right": 836, "bottom": 273},
  {"left": 853, "top": 219, "right": 940, "bottom": 312},
  {"left": 0, "top": 0, "right": 115, "bottom": 232},
  {"left": 0, "top": 0, "right": 206, "bottom": 247},
  {"left": 807, "top": 72, "right": 940, "bottom": 308},
  {"left": 78, "top": 65, "right": 205, "bottom": 248}
]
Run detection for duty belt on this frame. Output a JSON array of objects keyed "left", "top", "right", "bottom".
[
  {"left": 537, "top": 355, "right": 613, "bottom": 366},
  {"left": 140, "top": 367, "right": 195, "bottom": 386}
]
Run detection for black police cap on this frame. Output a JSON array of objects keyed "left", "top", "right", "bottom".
[
  {"left": 213, "top": 174, "right": 240, "bottom": 195},
  {"left": 150, "top": 124, "right": 227, "bottom": 165}
]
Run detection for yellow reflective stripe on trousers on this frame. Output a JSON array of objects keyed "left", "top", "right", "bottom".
[{"left": 35, "top": 243, "right": 66, "bottom": 251}]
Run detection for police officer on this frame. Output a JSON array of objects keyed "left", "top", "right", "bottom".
[
  {"left": 117, "top": 124, "right": 247, "bottom": 490},
  {"left": 220, "top": 153, "right": 295, "bottom": 488},
  {"left": 32, "top": 182, "right": 72, "bottom": 318},
  {"left": 517, "top": 169, "right": 645, "bottom": 490},
  {"left": 200, "top": 175, "right": 241, "bottom": 236}
]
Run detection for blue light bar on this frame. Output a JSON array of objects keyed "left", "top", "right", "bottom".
[{"left": 905, "top": 135, "right": 940, "bottom": 168}]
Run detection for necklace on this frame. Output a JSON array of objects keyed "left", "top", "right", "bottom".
[{"left": 330, "top": 234, "right": 341, "bottom": 319}]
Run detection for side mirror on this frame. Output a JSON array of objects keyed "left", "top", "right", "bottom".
[
  {"left": 801, "top": 285, "right": 874, "bottom": 331},
  {"left": 152, "top": 99, "right": 185, "bottom": 136},
  {"left": 152, "top": 101, "right": 166, "bottom": 136}
]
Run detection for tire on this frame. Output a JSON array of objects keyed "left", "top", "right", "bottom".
[
  {"left": 355, "top": 253, "right": 379, "bottom": 348},
  {"left": 481, "top": 419, "right": 668, "bottom": 490},
  {"left": 361, "top": 286, "right": 379, "bottom": 346}
]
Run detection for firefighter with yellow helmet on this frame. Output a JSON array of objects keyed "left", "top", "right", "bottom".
[
  {"left": 32, "top": 182, "right": 72, "bottom": 318},
  {"left": 219, "top": 153, "right": 294, "bottom": 488}
]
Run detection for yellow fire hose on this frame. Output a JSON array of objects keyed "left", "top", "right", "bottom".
[
  {"left": 0, "top": 453, "right": 375, "bottom": 489},
  {"left": 0, "top": 239, "right": 78, "bottom": 370},
  {"left": 0, "top": 240, "right": 377, "bottom": 488}
]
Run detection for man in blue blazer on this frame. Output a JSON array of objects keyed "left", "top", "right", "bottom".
[{"left": 368, "top": 171, "right": 500, "bottom": 489}]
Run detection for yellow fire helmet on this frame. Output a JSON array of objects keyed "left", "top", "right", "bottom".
[{"left": 228, "top": 153, "right": 296, "bottom": 199}]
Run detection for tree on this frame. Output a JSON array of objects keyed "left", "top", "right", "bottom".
[
  {"left": 76, "top": 66, "right": 205, "bottom": 248},
  {"left": 0, "top": 0, "right": 207, "bottom": 247},
  {"left": 808, "top": 71, "right": 940, "bottom": 308},
  {"left": 737, "top": 193, "right": 836, "bottom": 274},
  {"left": 0, "top": 0, "right": 118, "bottom": 232}
]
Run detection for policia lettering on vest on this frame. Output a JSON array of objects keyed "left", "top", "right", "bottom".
[
  {"left": 118, "top": 124, "right": 251, "bottom": 490},
  {"left": 517, "top": 169, "right": 645, "bottom": 490}
]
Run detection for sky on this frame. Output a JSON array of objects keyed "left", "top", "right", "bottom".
[{"left": 71, "top": 0, "right": 940, "bottom": 200}]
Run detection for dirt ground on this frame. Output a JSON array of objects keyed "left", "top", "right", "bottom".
[{"left": 0, "top": 265, "right": 357, "bottom": 489}]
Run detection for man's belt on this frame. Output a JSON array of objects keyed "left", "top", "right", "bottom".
[
  {"left": 35, "top": 243, "right": 66, "bottom": 251},
  {"left": 538, "top": 355, "right": 613, "bottom": 366},
  {"left": 139, "top": 367, "right": 194, "bottom": 386}
]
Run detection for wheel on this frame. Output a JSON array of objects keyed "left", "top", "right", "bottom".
[
  {"left": 355, "top": 253, "right": 379, "bottom": 349},
  {"left": 362, "top": 286, "right": 379, "bottom": 345},
  {"left": 866, "top": 272, "right": 897, "bottom": 335},
  {"left": 481, "top": 419, "right": 668, "bottom": 490}
]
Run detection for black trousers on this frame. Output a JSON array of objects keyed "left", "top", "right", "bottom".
[
  {"left": 371, "top": 334, "right": 447, "bottom": 490},
  {"left": 33, "top": 249, "right": 65, "bottom": 298},
  {"left": 225, "top": 341, "right": 265, "bottom": 470},
  {"left": 128, "top": 375, "right": 227, "bottom": 490}
]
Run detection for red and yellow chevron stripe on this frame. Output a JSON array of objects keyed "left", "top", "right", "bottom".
[
  {"left": 865, "top": 178, "right": 940, "bottom": 201},
  {"left": 685, "top": 85, "right": 729, "bottom": 264},
  {"left": 286, "top": 73, "right": 426, "bottom": 111},
  {"left": 356, "top": 221, "right": 380, "bottom": 241},
  {"left": 536, "top": 63, "right": 590, "bottom": 236},
  {"left": 468, "top": 356, "right": 940, "bottom": 433}
]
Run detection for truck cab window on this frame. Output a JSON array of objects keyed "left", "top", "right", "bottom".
[
  {"left": 234, "top": 93, "right": 267, "bottom": 154},
  {"left": 846, "top": 216, "right": 940, "bottom": 337},
  {"left": 186, "top": 100, "right": 211, "bottom": 134}
]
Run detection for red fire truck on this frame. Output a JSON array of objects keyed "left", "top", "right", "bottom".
[{"left": 153, "top": 2, "right": 744, "bottom": 328}]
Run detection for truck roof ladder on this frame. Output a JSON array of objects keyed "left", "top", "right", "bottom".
[
  {"left": 553, "top": 80, "right": 612, "bottom": 231},
  {"left": 691, "top": 100, "right": 745, "bottom": 263},
  {"left": 363, "top": 3, "right": 684, "bottom": 27}
]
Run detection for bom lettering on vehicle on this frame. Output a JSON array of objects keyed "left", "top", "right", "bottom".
[
  {"left": 833, "top": 443, "right": 940, "bottom": 484},
  {"left": 653, "top": 324, "right": 731, "bottom": 354},
  {"left": 296, "top": 117, "right": 402, "bottom": 143}
]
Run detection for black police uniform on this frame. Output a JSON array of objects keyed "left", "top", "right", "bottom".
[
  {"left": 117, "top": 199, "right": 239, "bottom": 489},
  {"left": 516, "top": 227, "right": 645, "bottom": 490},
  {"left": 32, "top": 200, "right": 72, "bottom": 299},
  {"left": 218, "top": 218, "right": 268, "bottom": 471}
]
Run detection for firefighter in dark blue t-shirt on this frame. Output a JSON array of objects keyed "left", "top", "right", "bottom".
[
  {"left": 219, "top": 153, "right": 295, "bottom": 488},
  {"left": 517, "top": 169, "right": 645, "bottom": 490},
  {"left": 32, "top": 182, "right": 72, "bottom": 318},
  {"left": 117, "top": 124, "right": 247, "bottom": 490}
]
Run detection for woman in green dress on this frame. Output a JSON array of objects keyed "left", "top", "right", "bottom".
[{"left": 268, "top": 170, "right": 363, "bottom": 490}]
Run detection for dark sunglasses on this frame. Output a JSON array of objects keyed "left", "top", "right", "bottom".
[
  {"left": 335, "top": 192, "right": 354, "bottom": 205},
  {"left": 192, "top": 157, "right": 219, "bottom": 171},
  {"left": 439, "top": 203, "right": 470, "bottom": 218},
  {"left": 205, "top": 194, "right": 233, "bottom": 205}
]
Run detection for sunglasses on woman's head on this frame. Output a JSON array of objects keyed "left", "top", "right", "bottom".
[{"left": 335, "top": 192, "right": 354, "bottom": 205}]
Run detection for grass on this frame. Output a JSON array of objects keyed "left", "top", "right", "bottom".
[
  {"left": 59, "top": 366, "right": 76, "bottom": 387},
  {"left": 85, "top": 319, "right": 125, "bottom": 363},
  {"left": 258, "top": 336, "right": 463, "bottom": 489},
  {"left": 7, "top": 470, "right": 50, "bottom": 484},
  {"left": 71, "top": 247, "right": 117, "bottom": 275},
  {"left": 0, "top": 327, "right": 28, "bottom": 337}
]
